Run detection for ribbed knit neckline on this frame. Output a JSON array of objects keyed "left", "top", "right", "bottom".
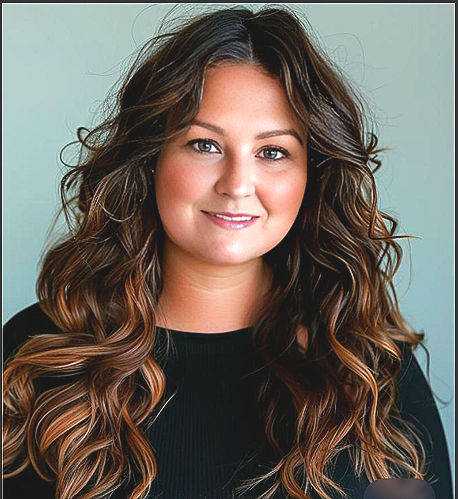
[
  {"left": 153, "top": 325, "right": 255, "bottom": 373},
  {"left": 156, "top": 325, "right": 253, "bottom": 340}
]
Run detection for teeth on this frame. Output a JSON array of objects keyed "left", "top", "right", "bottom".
[{"left": 209, "top": 213, "right": 253, "bottom": 221}]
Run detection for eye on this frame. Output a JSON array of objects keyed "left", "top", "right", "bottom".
[
  {"left": 187, "top": 139, "right": 220, "bottom": 155},
  {"left": 258, "top": 146, "right": 290, "bottom": 162},
  {"left": 186, "top": 139, "right": 290, "bottom": 163}
]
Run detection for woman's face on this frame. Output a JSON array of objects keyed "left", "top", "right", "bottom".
[{"left": 155, "top": 63, "right": 308, "bottom": 266}]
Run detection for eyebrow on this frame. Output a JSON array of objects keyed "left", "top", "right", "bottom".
[{"left": 189, "top": 119, "right": 304, "bottom": 145}]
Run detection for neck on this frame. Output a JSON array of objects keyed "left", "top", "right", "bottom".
[{"left": 156, "top": 238, "right": 273, "bottom": 333}]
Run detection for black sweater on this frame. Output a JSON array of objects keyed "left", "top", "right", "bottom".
[{"left": 2, "top": 302, "right": 453, "bottom": 499}]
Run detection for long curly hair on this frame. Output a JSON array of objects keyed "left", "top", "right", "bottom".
[{"left": 3, "top": 5, "right": 429, "bottom": 499}]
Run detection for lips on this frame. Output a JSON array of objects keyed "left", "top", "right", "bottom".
[
  {"left": 202, "top": 211, "right": 259, "bottom": 229},
  {"left": 202, "top": 211, "right": 259, "bottom": 217}
]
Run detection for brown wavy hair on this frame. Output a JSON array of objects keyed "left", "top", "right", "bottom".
[{"left": 3, "top": 5, "right": 430, "bottom": 499}]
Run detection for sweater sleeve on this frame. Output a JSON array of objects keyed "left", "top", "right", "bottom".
[
  {"left": 330, "top": 341, "right": 454, "bottom": 499},
  {"left": 3, "top": 303, "right": 60, "bottom": 499},
  {"left": 395, "top": 341, "right": 454, "bottom": 499},
  {"left": 3, "top": 305, "right": 36, "bottom": 365},
  {"left": 3, "top": 302, "right": 61, "bottom": 364}
]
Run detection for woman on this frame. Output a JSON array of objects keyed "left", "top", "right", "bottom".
[{"left": 2, "top": 6, "right": 452, "bottom": 499}]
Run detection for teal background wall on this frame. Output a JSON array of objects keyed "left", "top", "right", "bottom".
[{"left": 3, "top": 3, "right": 454, "bottom": 487}]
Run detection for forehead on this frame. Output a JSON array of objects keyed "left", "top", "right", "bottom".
[{"left": 198, "top": 63, "right": 300, "bottom": 127}]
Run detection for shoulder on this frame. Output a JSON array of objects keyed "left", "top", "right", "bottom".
[
  {"left": 3, "top": 302, "right": 61, "bottom": 363},
  {"left": 393, "top": 340, "right": 453, "bottom": 495},
  {"left": 393, "top": 339, "right": 430, "bottom": 404},
  {"left": 393, "top": 339, "right": 437, "bottom": 411},
  {"left": 394, "top": 340, "right": 415, "bottom": 382}
]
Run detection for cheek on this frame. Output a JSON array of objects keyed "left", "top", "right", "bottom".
[
  {"left": 155, "top": 157, "right": 202, "bottom": 210},
  {"left": 154, "top": 157, "right": 214, "bottom": 235},
  {"left": 267, "top": 171, "right": 307, "bottom": 220}
]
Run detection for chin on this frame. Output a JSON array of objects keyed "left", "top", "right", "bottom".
[
  {"left": 202, "top": 254, "right": 256, "bottom": 266},
  {"left": 197, "top": 248, "right": 261, "bottom": 266}
]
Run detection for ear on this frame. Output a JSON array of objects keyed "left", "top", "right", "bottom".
[{"left": 296, "top": 324, "right": 308, "bottom": 351}]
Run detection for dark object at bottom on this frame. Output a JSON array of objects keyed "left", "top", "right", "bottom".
[{"left": 364, "top": 478, "right": 436, "bottom": 499}]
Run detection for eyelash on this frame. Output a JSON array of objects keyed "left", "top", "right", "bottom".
[{"left": 186, "top": 139, "right": 291, "bottom": 163}]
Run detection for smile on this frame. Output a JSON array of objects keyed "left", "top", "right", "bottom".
[{"left": 202, "top": 211, "right": 259, "bottom": 229}]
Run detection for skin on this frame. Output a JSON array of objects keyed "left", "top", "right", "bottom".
[
  {"left": 154, "top": 63, "right": 308, "bottom": 334},
  {"left": 365, "top": 479, "right": 435, "bottom": 499}
]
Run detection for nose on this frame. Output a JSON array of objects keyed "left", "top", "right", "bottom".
[{"left": 215, "top": 152, "right": 256, "bottom": 198}]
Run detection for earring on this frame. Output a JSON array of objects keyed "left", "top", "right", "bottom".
[{"left": 151, "top": 168, "right": 155, "bottom": 173}]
